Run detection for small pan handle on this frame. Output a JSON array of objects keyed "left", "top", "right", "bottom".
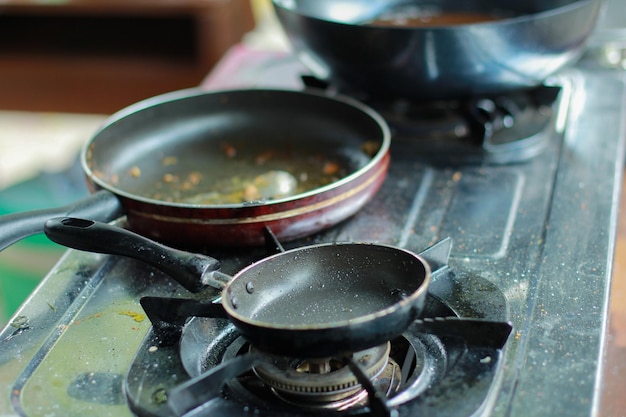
[
  {"left": 0, "top": 189, "right": 124, "bottom": 252},
  {"left": 44, "top": 217, "right": 223, "bottom": 293}
]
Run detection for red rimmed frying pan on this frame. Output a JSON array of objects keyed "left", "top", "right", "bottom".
[{"left": 0, "top": 88, "right": 390, "bottom": 250}]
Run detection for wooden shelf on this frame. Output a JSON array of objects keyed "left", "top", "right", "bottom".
[{"left": 0, "top": 0, "right": 255, "bottom": 114}]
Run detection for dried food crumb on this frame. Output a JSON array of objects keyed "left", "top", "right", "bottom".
[
  {"left": 222, "top": 143, "right": 237, "bottom": 158},
  {"left": 323, "top": 162, "right": 340, "bottom": 175},
  {"left": 163, "top": 173, "right": 177, "bottom": 183},
  {"left": 162, "top": 156, "right": 178, "bottom": 166}
]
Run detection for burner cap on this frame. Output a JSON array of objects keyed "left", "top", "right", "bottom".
[{"left": 251, "top": 343, "right": 392, "bottom": 406}]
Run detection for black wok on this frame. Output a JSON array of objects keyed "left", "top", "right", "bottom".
[
  {"left": 43, "top": 217, "right": 431, "bottom": 358},
  {"left": 0, "top": 88, "right": 390, "bottom": 250},
  {"left": 273, "top": 0, "right": 601, "bottom": 99}
]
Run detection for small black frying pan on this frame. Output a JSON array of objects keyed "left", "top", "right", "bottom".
[{"left": 44, "top": 217, "right": 431, "bottom": 358}]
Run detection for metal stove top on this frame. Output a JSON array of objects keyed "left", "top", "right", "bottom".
[{"left": 1, "top": 6, "right": 626, "bottom": 416}]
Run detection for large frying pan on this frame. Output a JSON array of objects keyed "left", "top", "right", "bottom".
[
  {"left": 44, "top": 217, "right": 432, "bottom": 358},
  {"left": 272, "top": 0, "right": 602, "bottom": 100},
  {"left": 0, "top": 88, "right": 390, "bottom": 250}
]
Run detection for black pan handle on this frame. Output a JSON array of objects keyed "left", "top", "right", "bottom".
[
  {"left": 415, "top": 317, "right": 512, "bottom": 349},
  {"left": 0, "top": 189, "right": 124, "bottom": 252},
  {"left": 44, "top": 217, "right": 224, "bottom": 293}
]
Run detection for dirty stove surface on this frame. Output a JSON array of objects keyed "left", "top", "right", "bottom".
[{"left": 1, "top": 44, "right": 625, "bottom": 417}]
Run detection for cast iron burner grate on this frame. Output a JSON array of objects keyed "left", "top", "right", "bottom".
[
  {"left": 124, "top": 238, "right": 512, "bottom": 417},
  {"left": 301, "top": 75, "right": 562, "bottom": 164}
]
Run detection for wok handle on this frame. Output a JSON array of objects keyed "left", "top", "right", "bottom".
[
  {"left": 44, "top": 217, "right": 223, "bottom": 293},
  {"left": 0, "top": 189, "right": 124, "bottom": 252}
]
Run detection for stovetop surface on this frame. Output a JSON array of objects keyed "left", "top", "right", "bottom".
[{"left": 1, "top": 34, "right": 626, "bottom": 417}]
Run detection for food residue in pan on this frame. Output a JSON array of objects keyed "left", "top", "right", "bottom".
[
  {"left": 121, "top": 140, "right": 369, "bottom": 205},
  {"left": 180, "top": 170, "right": 297, "bottom": 204},
  {"left": 365, "top": 6, "right": 512, "bottom": 27}
]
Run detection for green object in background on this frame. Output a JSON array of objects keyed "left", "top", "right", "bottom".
[
  {"left": 0, "top": 160, "right": 88, "bottom": 324},
  {"left": 0, "top": 237, "right": 65, "bottom": 322}
]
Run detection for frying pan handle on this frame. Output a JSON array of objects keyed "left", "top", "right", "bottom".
[
  {"left": 44, "top": 217, "right": 222, "bottom": 293},
  {"left": 0, "top": 189, "right": 124, "bottom": 252},
  {"left": 415, "top": 317, "right": 513, "bottom": 349}
]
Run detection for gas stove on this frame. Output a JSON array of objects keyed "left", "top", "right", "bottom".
[{"left": 1, "top": 5, "right": 626, "bottom": 417}]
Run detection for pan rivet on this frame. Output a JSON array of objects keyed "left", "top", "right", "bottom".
[
  {"left": 245, "top": 282, "right": 255, "bottom": 294},
  {"left": 231, "top": 296, "right": 239, "bottom": 309}
]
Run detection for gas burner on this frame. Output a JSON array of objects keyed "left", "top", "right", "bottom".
[
  {"left": 301, "top": 75, "right": 563, "bottom": 164},
  {"left": 126, "top": 291, "right": 510, "bottom": 417},
  {"left": 176, "top": 299, "right": 460, "bottom": 413},
  {"left": 173, "top": 290, "right": 456, "bottom": 411},
  {"left": 212, "top": 341, "right": 400, "bottom": 411},
  {"left": 166, "top": 294, "right": 460, "bottom": 416},
  {"left": 249, "top": 342, "right": 394, "bottom": 409}
]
